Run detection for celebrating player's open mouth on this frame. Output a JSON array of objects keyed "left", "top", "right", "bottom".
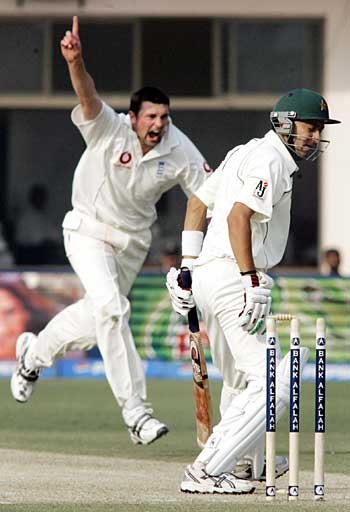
[{"left": 147, "top": 130, "right": 162, "bottom": 143}]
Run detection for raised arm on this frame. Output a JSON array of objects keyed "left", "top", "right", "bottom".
[{"left": 60, "top": 16, "right": 102, "bottom": 120}]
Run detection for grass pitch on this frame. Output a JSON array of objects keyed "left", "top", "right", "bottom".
[{"left": 0, "top": 379, "right": 349, "bottom": 511}]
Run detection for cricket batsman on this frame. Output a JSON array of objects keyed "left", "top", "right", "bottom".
[{"left": 167, "top": 88, "right": 340, "bottom": 492}]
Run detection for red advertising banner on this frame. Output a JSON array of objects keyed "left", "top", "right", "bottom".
[{"left": 0, "top": 271, "right": 84, "bottom": 360}]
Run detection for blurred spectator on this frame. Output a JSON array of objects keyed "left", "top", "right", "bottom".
[
  {"left": 0, "top": 222, "right": 14, "bottom": 268},
  {"left": 0, "top": 278, "right": 57, "bottom": 359},
  {"left": 320, "top": 248, "right": 342, "bottom": 276},
  {"left": 160, "top": 239, "right": 180, "bottom": 273},
  {"left": 13, "top": 184, "right": 64, "bottom": 265}
]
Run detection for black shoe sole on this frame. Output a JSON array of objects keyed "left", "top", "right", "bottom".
[
  {"left": 257, "top": 466, "right": 289, "bottom": 482},
  {"left": 132, "top": 426, "right": 169, "bottom": 446},
  {"left": 146, "top": 426, "right": 169, "bottom": 445}
]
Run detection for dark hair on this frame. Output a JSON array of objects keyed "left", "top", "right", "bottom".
[
  {"left": 324, "top": 248, "right": 340, "bottom": 258},
  {"left": 129, "top": 86, "right": 170, "bottom": 115}
]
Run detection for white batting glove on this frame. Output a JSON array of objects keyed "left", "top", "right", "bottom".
[
  {"left": 166, "top": 267, "right": 195, "bottom": 316},
  {"left": 256, "top": 270, "right": 274, "bottom": 290},
  {"left": 257, "top": 271, "right": 274, "bottom": 326},
  {"left": 238, "top": 272, "right": 272, "bottom": 335}
]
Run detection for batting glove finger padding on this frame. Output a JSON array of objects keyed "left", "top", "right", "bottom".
[
  {"left": 256, "top": 271, "right": 274, "bottom": 290},
  {"left": 249, "top": 288, "right": 273, "bottom": 336},
  {"left": 249, "top": 303, "right": 268, "bottom": 335},
  {"left": 166, "top": 267, "right": 195, "bottom": 316},
  {"left": 239, "top": 274, "right": 272, "bottom": 335}
]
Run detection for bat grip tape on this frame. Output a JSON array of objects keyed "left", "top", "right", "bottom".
[{"left": 179, "top": 268, "right": 200, "bottom": 332}]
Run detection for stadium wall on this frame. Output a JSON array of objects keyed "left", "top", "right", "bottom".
[{"left": 0, "top": 2, "right": 349, "bottom": 270}]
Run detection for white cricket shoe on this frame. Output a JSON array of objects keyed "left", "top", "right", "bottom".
[
  {"left": 180, "top": 464, "right": 255, "bottom": 494},
  {"left": 11, "top": 333, "right": 40, "bottom": 403},
  {"left": 233, "top": 455, "right": 289, "bottom": 481},
  {"left": 122, "top": 398, "right": 168, "bottom": 445}
]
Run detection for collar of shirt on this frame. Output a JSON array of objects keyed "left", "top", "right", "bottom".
[
  {"left": 264, "top": 129, "right": 299, "bottom": 176},
  {"left": 125, "top": 115, "right": 180, "bottom": 161}
]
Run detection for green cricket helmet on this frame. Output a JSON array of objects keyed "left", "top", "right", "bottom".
[{"left": 270, "top": 88, "right": 341, "bottom": 161}]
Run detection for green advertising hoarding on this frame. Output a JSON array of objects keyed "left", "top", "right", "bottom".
[
  {"left": 1, "top": 271, "right": 349, "bottom": 364},
  {"left": 130, "top": 274, "right": 350, "bottom": 364}
]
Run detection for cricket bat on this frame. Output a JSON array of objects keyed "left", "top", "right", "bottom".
[{"left": 179, "top": 268, "right": 213, "bottom": 448}]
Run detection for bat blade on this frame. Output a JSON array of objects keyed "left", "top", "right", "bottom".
[
  {"left": 189, "top": 329, "right": 213, "bottom": 448},
  {"left": 178, "top": 267, "right": 213, "bottom": 448}
]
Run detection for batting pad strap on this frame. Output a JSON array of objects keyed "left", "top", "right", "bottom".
[{"left": 182, "top": 231, "right": 204, "bottom": 257}]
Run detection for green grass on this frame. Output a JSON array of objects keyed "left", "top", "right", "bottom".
[
  {"left": 0, "top": 379, "right": 349, "bottom": 511},
  {"left": 0, "top": 379, "right": 211, "bottom": 461}
]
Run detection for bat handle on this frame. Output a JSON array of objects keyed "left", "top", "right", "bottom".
[
  {"left": 178, "top": 267, "right": 192, "bottom": 288},
  {"left": 178, "top": 268, "right": 200, "bottom": 333},
  {"left": 188, "top": 307, "right": 200, "bottom": 333}
]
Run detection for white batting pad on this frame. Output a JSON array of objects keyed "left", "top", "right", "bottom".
[
  {"left": 236, "top": 432, "right": 265, "bottom": 480},
  {"left": 203, "top": 347, "right": 309, "bottom": 475}
]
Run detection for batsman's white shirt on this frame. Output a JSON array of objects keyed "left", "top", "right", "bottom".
[{"left": 196, "top": 130, "right": 298, "bottom": 270}]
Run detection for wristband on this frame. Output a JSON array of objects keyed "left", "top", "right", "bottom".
[
  {"left": 241, "top": 273, "right": 260, "bottom": 287},
  {"left": 182, "top": 230, "right": 204, "bottom": 257},
  {"left": 240, "top": 270, "right": 257, "bottom": 276}
]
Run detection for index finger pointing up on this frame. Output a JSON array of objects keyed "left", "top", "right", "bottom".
[{"left": 72, "top": 15, "right": 79, "bottom": 37}]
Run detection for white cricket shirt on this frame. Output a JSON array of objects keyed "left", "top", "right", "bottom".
[
  {"left": 69, "top": 102, "right": 210, "bottom": 233},
  {"left": 196, "top": 130, "right": 299, "bottom": 270}
]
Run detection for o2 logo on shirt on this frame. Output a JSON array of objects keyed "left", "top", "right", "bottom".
[
  {"left": 254, "top": 179, "right": 268, "bottom": 198},
  {"left": 119, "top": 152, "right": 132, "bottom": 165}
]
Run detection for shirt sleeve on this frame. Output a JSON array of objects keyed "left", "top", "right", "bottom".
[
  {"left": 71, "top": 101, "right": 122, "bottom": 150},
  {"left": 195, "top": 161, "right": 224, "bottom": 207},
  {"left": 174, "top": 131, "right": 213, "bottom": 198},
  {"left": 235, "top": 155, "right": 285, "bottom": 223}
]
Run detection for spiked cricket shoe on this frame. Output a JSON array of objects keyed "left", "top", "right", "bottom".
[
  {"left": 11, "top": 333, "right": 40, "bottom": 403},
  {"left": 122, "top": 399, "right": 168, "bottom": 445},
  {"left": 180, "top": 464, "right": 256, "bottom": 494}
]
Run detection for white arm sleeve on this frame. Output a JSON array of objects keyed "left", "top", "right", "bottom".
[
  {"left": 172, "top": 125, "right": 212, "bottom": 197},
  {"left": 195, "top": 163, "right": 224, "bottom": 208},
  {"left": 71, "top": 101, "right": 122, "bottom": 150},
  {"left": 235, "top": 156, "right": 285, "bottom": 223}
]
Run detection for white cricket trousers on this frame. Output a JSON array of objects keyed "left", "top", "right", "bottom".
[
  {"left": 192, "top": 258, "right": 282, "bottom": 473},
  {"left": 28, "top": 229, "right": 151, "bottom": 406},
  {"left": 192, "top": 258, "right": 268, "bottom": 385}
]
